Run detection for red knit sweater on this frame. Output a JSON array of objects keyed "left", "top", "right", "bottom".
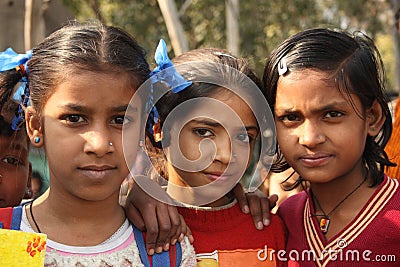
[
  {"left": 178, "top": 201, "right": 286, "bottom": 267},
  {"left": 278, "top": 176, "right": 400, "bottom": 266}
]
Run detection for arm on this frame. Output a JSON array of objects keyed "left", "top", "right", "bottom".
[{"left": 124, "top": 176, "right": 193, "bottom": 255}]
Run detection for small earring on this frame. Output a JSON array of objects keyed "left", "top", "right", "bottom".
[
  {"left": 139, "top": 140, "right": 144, "bottom": 147},
  {"left": 109, "top": 142, "right": 113, "bottom": 146},
  {"left": 34, "top": 136, "right": 40, "bottom": 143}
]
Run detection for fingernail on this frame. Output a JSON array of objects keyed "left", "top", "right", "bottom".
[
  {"left": 156, "top": 246, "right": 163, "bottom": 253},
  {"left": 243, "top": 205, "right": 250, "bottom": 214},
  {"left": 164, "top": 243, "right": 170, "bottom": 251},
  {"left": 256, "top": 221, "right": 264, "bottom": 230},
  {"left": 189, "top": 234, "right": 194, "bottom": 244},
  {"left": 264, "top": 218, "right": 270, "bottom": 226},
  {"left": 148, "top": 249, "right": 154, "bottom": 255},
  {"left": 178, "top": 233, "right": 184, "bottom": 241},
  {"left": 171, "top": 238, "right": 177, "bottom": 245}
]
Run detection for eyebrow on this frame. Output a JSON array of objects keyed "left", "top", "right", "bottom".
[
  {"left": 190, "top": 119, "right": 258, "bottom": 132},
  {"left": 60, "top": 103, "right": 138, "bottom": 113},
  {"left": 276, "top": 101, "right": 350, "bottom": 114}
]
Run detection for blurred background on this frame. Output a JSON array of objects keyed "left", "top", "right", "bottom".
[{"left": 1, "top": 0, "right": 399, "bottom": 195}]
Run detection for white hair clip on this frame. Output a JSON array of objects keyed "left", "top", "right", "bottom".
[
  {"left": 278, "top": 57, "right": 288, "bottom": 76},
  {"left": 213, "top": 51, "right": 237, "bottom": 59}
]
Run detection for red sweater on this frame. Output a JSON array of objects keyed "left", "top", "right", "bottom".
[
  {"left": 178, "top": 201, "right": 286, "bottom": 267},
  {"left": 278, "top": 175, "right": 400, "bottom": 266}
]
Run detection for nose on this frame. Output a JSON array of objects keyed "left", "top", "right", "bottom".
[
  {"left": 298, "top": 120, "right": 326, "bottom": 148},
  {"left": 214, "top": 134, "right": 232, "bottom": 164},
  {"left": 83, "top": 127, "right": 114, "bottom": 157}
]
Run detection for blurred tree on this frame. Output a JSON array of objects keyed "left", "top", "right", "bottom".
[{"left": 62, "top": 0, "right": 397, "bottom": 91}]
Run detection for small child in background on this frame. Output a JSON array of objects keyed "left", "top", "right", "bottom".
[
  {"left": 264, "top": 28, "right": 400, "bottom": 266},
  {"left": 1, "top": 21, "right": 196, "bottom": 266},
  {"left": 0, "top": 53, "right": 32, "bottom": 207},
  {"left": 30, "top": 170, "right": 44, "bottom": 199}
]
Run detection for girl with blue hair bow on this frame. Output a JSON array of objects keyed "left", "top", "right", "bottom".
[{"left": 127, "top": 39, "right": 286, "bottom": 266}]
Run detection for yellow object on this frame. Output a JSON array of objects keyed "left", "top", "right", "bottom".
[{"left": 0, "top": 229, "right": 46, "bottom": 267}]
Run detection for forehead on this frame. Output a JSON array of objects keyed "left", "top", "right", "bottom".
[
  {"left": 0, "top": 131, "right": 29, "bottom": 154},
  {"left": 46, "top": 71, "right": 140, "bottom": 107},
  {"left": 176, "top": 89, "right": 257, "bottom": 127},
  {"left": 275, "top": 69, "right": 355, "bottom": 109}
]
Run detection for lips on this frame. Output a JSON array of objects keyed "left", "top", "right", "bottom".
[
  {"left": 204, "top": 171, "right": 233, "bottom": 182},
  {"left": 78, "top": 165, "right": 116, "bottom": 179},
  {"left": 299, "top": 153, "right": 332, "bottom": 167}
]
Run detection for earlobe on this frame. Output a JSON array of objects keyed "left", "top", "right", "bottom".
[
  {"left": 25, "top": 107, "right": 43, "bottom": 147},
  {"left": 366, "top": 100, "right": 385, "bottom": 136},
  {"left": 153, "top": 121, "right": 162, "bottom": 142}
]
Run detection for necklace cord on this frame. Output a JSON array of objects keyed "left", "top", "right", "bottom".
[
  {"left": 29, "top": 200, "right": 42, "bottom": 233},
  {"left": 311, "top": 174, "right": 367, "bottom": 218}
]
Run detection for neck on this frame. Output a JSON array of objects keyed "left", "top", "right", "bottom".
[
  {"left": 309, "top": 163, "right": 369, "bottom": 210},
  {"left": 166, "top": 183, "right": 234, "bottom": 208},
  {"left": 29, "top": 188, "right": 125, "bottom": 246}
]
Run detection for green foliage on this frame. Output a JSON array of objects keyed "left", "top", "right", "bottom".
[{"left": 61, "top": 0, "right": 396, "bottom": 89}]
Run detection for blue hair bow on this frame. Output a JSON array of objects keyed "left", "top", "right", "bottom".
[
  {"left": 0, "top": 48, "right": 32, "bottom": 130},
  {"left": 147, "top": 39, "right": 192, "bottom": 137},
  {"left": 150, "top": 39, "right": 192, "bottom": 94}
]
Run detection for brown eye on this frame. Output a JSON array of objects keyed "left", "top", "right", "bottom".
[
  {"left": 64, "top": 114, "right": 84, "bottom": 123},
  {"left": 194, "top": 128, "right": 213, "bottom": 137},
  {"left": 2, "top": 156, "right": 23, "bottom": 166},
  {"left": 111, "top": 116, "right": 131, "bottom": 125}
]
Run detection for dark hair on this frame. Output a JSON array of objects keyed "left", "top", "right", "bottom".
[
  {"left": 263, "top": 28, "right": 395, "bottom": 187},
  {"left": 9, "top": 21, "right": 149, "bottom": 118},
  {"left": 31, "top": 170, "right": 44, "bottom": 197},
  {"left": 147, "top": 48, "right": 264, "bottom": 178},
  {"left": 0, "top": 62, "right": 28, "bottom": 135}
]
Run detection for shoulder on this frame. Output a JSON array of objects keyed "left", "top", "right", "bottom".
[{"left": 279, "top": 191, "right": 307, "bottom": 211}]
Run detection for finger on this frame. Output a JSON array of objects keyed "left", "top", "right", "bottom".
[
  {"left": 232, "top": 183, "right": 249, "bottom": 213},
  {"left": 246, "top": 192, "right": 264, "bottom": 230},
  {"left": 125, "top": 202, "right": 146, "bottom": 231},
  {"left": 181, "top": 215, "right": 194, "bottom": 244},
  {"left": 268, "top": 194, "right": 278, "bottom": 210},
  {"left": 260, "top": 196, "right": 271, "bottom": 226},
  {"left": 154, "top": 204, "right": 171, "bottom": 253},
  {"left": 166, "top": 205, "right": 181, "bottom": 246},
  {"left": 139, "top": 204, "right": 160, "bottom": 255}
]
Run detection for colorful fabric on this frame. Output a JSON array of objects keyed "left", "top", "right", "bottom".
[
  {"left": 278, "top": 175, "right": 400, "bottom": 266},
  {"left": 0, "top": 206, "right": 22, "bottom": 230},
  {"left": 20, "top": 209, "right": 197, "bottom": 267},
  {"left": 385, "top": 99, "right": 400, "bottom": 179},
  {"left": 178, "top": 201, "right": 286, "bottom": 267},
  {"left": 0, "top": 229, "right": 46, "bottom": 266}
]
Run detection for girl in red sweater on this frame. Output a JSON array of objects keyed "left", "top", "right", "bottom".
[
  {"left": 264, "top": 28, "right": 400, "bottom": 266},
  {"left": 141, "top": 40, "right": 286, "bottom": 266}
]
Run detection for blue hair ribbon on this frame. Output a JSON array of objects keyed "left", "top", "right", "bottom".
[
  {"left": 0, "top": 48, "right": 32, "bottom": 130},
  {"left": 150, "top": 39, "right": 192, "bottom": 94},
  {"left": 147, "top": 39, "right": 192, "bottom": 136}
]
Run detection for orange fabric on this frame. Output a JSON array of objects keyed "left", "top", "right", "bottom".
[
  {"left": 386, "top": 100, "right": 400, "bottom": 179},
  {"left": 196, "top": 249, "right": 277, "bottom": 267}
]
